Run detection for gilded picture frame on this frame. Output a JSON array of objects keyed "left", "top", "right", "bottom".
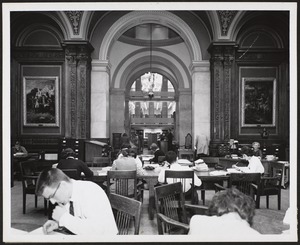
[
  {"left": 23, "top": 76, "right": 59, "bottom": 127},
  {"left": 241, "top": 77, "right": 276, "bottom": 127}
]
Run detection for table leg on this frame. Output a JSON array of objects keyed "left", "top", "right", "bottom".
[{"left": 144, "top": 178, "right": 157, "bottom": 220}]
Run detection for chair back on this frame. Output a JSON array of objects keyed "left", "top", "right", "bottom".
[
  {"left": 19, "top": 160, "right": 37, "bottom": 189},
  {"left": 228, "top": 173, "right": 261, "bottom": 197},
  {"left": 109, "top": 193, "right": 142, "bottom": 235},
  {"left": 184, "top": 133, "right": 192, "bottom": 149},
  {"left": 164, "top": 170, "right": 196, "bottom": 204},
  {"left": 107, "top": 170, "right": 137, "bottom": 199},
  {"left": 269, "top": 161, "right": 285, "bottom": 185},
  {"left": 61, "top": 169, "right": 80, "bottom": 180},
  {"left": 154, "top": 182, "right": 188, "bottom": 234}
]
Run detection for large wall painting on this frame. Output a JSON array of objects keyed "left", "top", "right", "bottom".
[
  {"left": 23, "top": 76, "right": 59, "bottom": 126},
  {"left": 241, "top": 77, "right": 276, "bottom": 127}
]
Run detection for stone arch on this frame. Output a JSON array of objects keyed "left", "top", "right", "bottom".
[
  {"left": 235, "top": 25, "right": 285, "bottom": 49},
  {"left": 15, "top": 23, "right": 63, "bottom": 47},
  {"left": 112, "top": 48, "right": 191, "bottom": 91},
  {"left": 98, "top": 11, "right": 202, "bottom": 61},
  {"left": 232, "top": 11, "right": 288, "bottom": 48},
  {"left": 124, "top": 68, "right": 178, "bottom": 97}
]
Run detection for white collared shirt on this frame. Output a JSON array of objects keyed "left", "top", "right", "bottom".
[{"left": 59, "top": 180, "right": 118, "bottom": 235}]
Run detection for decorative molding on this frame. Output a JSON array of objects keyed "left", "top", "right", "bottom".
[
  {"left": 217, "top": 11, "right": 238, "bottom": 36},
  {"left": 65, "top": 11, "right": 83, "bottom": 35},
  {"left": 13, "top": 50, "right": 65, "bottom": 60}
]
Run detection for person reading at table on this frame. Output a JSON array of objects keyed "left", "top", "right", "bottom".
[
  {"left": 35, "top": 168, "right": 118, "bottom": 235},
  {"left": 111, "top": 147, "right": 143, "bottom": 196},
  {"left": 158, "top": 151, "right": 202, "bottom": 203},
  {"left": 188, "top": 187, "right": 261, "bottom": 237},
  {"left": 57, "top": 148, "right": 93, "bottom": 180},
  {"left": 149, "top": 143, "right": 165, "bottom": 164},
  {"left": 12, "top": 141, "right": 28, "bottom": 154},
  {"left": 233, "top": 146, "right": 264, "bottom": 174}
]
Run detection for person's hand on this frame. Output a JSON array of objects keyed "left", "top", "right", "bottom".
[
  {"left": 43, "top": 220, "right": 59, "bottom": 234},
  {"left": 52, "top": 204, "right": 68, "bottom": 222}
]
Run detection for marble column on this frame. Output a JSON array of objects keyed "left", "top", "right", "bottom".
[
  {"left": 91, "top": 60, "right": 110, "bottom": 138},
  {"left": 191, "top": 61, "right": 211, "bottom": 148},
  {"left": 110, "top": 88, "right": 126, "bottom": 136},
  {"left": 178, "top": 89, "right": 192, "bottom": 147},
  {"left": 63, "top": 41, "right": 93, "bottom": 139}
]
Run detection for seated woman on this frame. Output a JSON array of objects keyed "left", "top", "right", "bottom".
[
  {"left": 57, "top": 148, "right": 93, "bottom": 180},
  {"left": 111, "top": 147, "right": 140, "bottom": 196},
  {"left": 252, "top": 141, "right": 263, "bottom": 159},
  {"left": 12, "top": 141, "right": 28, "bottom": 154},
  {"left": 234, "top": 146, "right": 264, "bottom": 174},
  {"left": 188, "top": 188, "right": 261, "bottom": 238},
  {"left": 149, "top": 143, "right": 165, "bottom": 163},
  {"left": 158, "top": 151, "right": 201, "bottom": 203}
]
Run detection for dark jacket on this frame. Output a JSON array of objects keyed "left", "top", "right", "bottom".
[
  {"left": 57, "top": 158, "right": 94, "bottom": 179},
  {"left": 150, "top": 149, "right": 165, "bottom": 163}
]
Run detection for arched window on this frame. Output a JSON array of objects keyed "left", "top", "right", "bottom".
[{"left": 129, "top": 72, "right": 176, "bottom": 124}]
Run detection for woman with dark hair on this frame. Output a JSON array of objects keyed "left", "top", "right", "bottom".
[
  {"left": 57, "top": 148, "right": 93, "bottom": 180},
  {"left": 188, "top": 188, "right": 261, "bottom": 237}
]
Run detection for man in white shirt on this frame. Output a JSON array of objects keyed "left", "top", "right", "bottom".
[
  {"left": 158, "top": 151, "right": 202, "bottom": 193},
  {"left": 35, "top": 168, "right": 118, "bottom": 235}
]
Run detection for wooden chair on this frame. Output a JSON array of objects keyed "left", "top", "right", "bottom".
[
  {"left": 19, "top": 160, "right": 47, "bottom": 214},
  {"left": 107, "top": 170, "right": 140, "bottom": 200},
  {"left": 254, "top": 161, "right": 285, "bottom": 210},
  {"left": 154, "top": 182, "right": 208, "bottom": 235},
  {"left": 215, "top": 172, "right": 261, "bottom": 206},
  {"left": 109, "top": 193, "right": 142, "bottom": 235},
  {"left": 164, "top": 170, "right": 198, "bottom": 204}
]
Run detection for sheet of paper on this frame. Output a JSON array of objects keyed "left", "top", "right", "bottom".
[{"left": 29, "top": 227, "right": 64, "bottom": 235}]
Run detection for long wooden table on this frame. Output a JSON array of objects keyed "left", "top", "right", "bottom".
[{"left": 89, "top": 166, "right": 229, "bottom": 220}]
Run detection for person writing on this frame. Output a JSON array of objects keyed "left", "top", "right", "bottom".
[
  {"left": 149, "top": 143, "right": 165, "bottom": 163},
  {"left": 12, "top": 141, "right": 28, "bottom": 154},
  {"left": 233, "top": 146, "right": 264, "bottom": 174},
  {"left": 57, "top": 148, "right": 93, "bottom": 180},
  {"left": 35, "top": 168, "right": 118, "bottom": 235},
  {"left": 158, "top": 151, "right": 202, "bottom": 203},
  {"left": 188, "top": 188, "right": 261, "bottom": 237}
]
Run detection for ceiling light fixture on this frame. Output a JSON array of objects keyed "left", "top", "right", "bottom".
[{"left": 148, "top": 23, "right": 154, "bottom": 99}]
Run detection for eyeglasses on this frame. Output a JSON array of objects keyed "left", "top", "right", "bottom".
[{"left": 46, "top": 182, "right": 61, "bottom": 200}]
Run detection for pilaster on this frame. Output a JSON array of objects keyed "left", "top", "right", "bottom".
[
  {"left": 63, "top": 41, "right": 93, "bottom": 139},
  {"left": 208, "top": 42, "right": 236, "bottom": 155}
]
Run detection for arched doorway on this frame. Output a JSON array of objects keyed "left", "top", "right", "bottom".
[{"left": 126, "top": 72, "right": 177, "bottom": 153}]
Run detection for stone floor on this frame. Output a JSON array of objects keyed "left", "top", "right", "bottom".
[{"left": 9, "top": 180, "right": 290, "bottom": 235}]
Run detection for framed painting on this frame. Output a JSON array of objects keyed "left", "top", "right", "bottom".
[
  {"left": 241, "top": 77, "right": 276, "bottom": 127},
  {"left": 23, "top": 76, "right": 59, "bottom": 126}
]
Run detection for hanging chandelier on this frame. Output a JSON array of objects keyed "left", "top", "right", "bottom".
[{"left": 148, "top": 23, "right": 154, "bottom": 99}]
